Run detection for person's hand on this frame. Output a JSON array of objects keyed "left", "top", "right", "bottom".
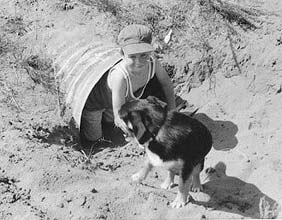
[
  {"left": 114, "top": 116, "right": 137, "bottom": 143},
  {"left": 114, "top": 116, "right": 128, "bottom": 133}
]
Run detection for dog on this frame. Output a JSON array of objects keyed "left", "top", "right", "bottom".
[{"left": 118, "top": 96, "right": 212, "bottom": 208}]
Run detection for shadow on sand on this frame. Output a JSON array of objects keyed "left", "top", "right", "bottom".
[
  {"left": 193, "top": 162, "right": 280, "bottom": 219},
  {"left": 183, "top": 111, "right": 239, "bottom": 151},
  {"left": 38, "top": 109, "right": 239, "bottom": 155},
  {"left": 30, "top": 116, "right": 125, "bottom": 158},
  {"left": 177, "top": 112, "right": 280, "bottom": 218}
]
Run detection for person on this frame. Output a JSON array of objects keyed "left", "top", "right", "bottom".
[{"left": 80, "top": 24, "right": 176, "bottom": 147}]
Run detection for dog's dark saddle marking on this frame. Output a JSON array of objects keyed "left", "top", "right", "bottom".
[
  {"left": 149, "top": 112, "right": 212, "bottom": 165},
  {"left": 138, "top": 106, "right": 206, "bottom": 163}
]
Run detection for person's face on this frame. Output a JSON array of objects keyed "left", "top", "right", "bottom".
[{"left": 123, "top": 52, "right": 151, "bottom": 70}]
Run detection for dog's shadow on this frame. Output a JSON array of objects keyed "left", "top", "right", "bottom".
[
  {"left": 192, "top": 162, "right": 280, "bottom": 219},
  {"left": 183, "top": 111, "right": 238, "bottom": 151}
]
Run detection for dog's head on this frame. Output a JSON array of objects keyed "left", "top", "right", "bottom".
[{"left": 118, "top": 96, "right": 167, "bottom": 144}]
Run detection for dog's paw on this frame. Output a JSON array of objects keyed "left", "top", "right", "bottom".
[
  {"left": 170, "top": 197, "right": 186, "bottom": 208},
  {"left": 191, "top": 174, "right": 203, "bottom": 192},
  {"left": 190, "top": 184, "right": 203, "bottom": 192},
  {"left": 160, "top": 181, "right": 174, "bottom": 189},
  {"left": 131, "top": 172, "right": 144, "bottom": 183}
]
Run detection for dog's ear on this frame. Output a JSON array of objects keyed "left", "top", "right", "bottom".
[
  {"left": 141, "top": 111, "right": 152, "bottom": 127},
  {"left": 147, "top": 96, "right": 162, "bottom": 105},
  {"left": 139, "top": 109, "right": 156, "bottom": 134},
  {"left": 147, "top": 96, "right": 158, "bottom": 103},
  {"left": 118, "top": 106, "right": 131, "bottom": 125},
  {"left": 147, "top": 96, "right": 167, "bottom": 109}
]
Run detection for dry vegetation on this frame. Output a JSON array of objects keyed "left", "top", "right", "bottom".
[{"left": 1, "top": 0, "right": 264, "bottom": 97}]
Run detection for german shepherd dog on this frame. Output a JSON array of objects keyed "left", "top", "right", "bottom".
[{"left": 118, "top": 96, "right": 212, "bottom": 208}]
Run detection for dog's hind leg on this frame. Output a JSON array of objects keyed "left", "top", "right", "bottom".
[
  {"left": 160, "top": 170, "right": 175, "bottom": 189},
  {"left": 191, "top": 160, "right": 204, "bottom": 192},
  {"left": 171, "top": 165, "right": 192, "bottom": 208},
  {"left": 132, "top": 157, "right": 153, "bottom": 183}
]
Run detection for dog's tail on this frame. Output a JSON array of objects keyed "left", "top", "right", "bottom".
[
  {"left": 175, "top": 98, "right": 199, "bottom": 117},
  {"left": 175, "top": 98, "right": 187, "bottom": 112},
  {"left": 189, "top": 108, "right": 199, "bottom": 117}
]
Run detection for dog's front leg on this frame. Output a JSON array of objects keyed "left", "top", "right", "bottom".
[
  {"left": 132, "top": 157, "right": 153, "bottom": 183},
  {"left": 160, "top": 170, "right": 175, "bottom": 189},
  {"left": 171, "top": 177, "right": 190, "bottom": 208},
  {"left": 171, "top": 167, "right": 192, "bottom": 208}
]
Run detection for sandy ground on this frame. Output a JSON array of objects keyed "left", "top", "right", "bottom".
[{"left": 1, "top": 0, "right": 282, "bottom": 219}]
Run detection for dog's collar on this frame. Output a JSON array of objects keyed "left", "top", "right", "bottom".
[
  {"left": 138, "top": 129, "right": 153, "bottom": 145},
  {"left": 138, "top": 105, "right": 167, "bottom": 144},
  {"left": 140, "top": 119, "right": 165, "bottom": 144}
]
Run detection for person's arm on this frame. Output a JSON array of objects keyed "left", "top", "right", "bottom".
[
  {"left": 154, "top": 60, "right": 176, "bottom": 110},
  {"left": 109, "top": 69, "right": 128, "bottom": 131}
]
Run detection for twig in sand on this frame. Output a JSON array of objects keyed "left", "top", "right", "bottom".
[
  {"left": 227, "top": 30, "right": 242, "bottom": 75},
  {"left": 247, "top": 74, "right": 256, "bottom": 90},
  {"left": 80, "top": 149, "right": 92, "bottom": 164},
  {"left": 3, "top": 83, "right": 24, "bottom": 112},
  {"left": 80, "top": 138, "right": 113, "bottom": 164},
  {"left": 10, "top": 88, "right": 24, "bottom": 112}
]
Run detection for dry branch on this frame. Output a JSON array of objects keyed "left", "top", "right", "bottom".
[{"left": 209, "top": 0, "right": 260, "bottom": 31}]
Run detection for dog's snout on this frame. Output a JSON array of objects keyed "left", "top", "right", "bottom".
[
  {"left": 123, "top": 132, "right": 129, "bottom": 138},
  {"left": 123, "top": 131, "right": 135, "bottom": 142}
]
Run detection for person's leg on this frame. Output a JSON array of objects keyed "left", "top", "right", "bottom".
[
  {"left": 80, "top": 109, "right": 104, "bottom": 147},
  {"left": 102, "top": 109, "right": 126, "bottom": 145}
]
